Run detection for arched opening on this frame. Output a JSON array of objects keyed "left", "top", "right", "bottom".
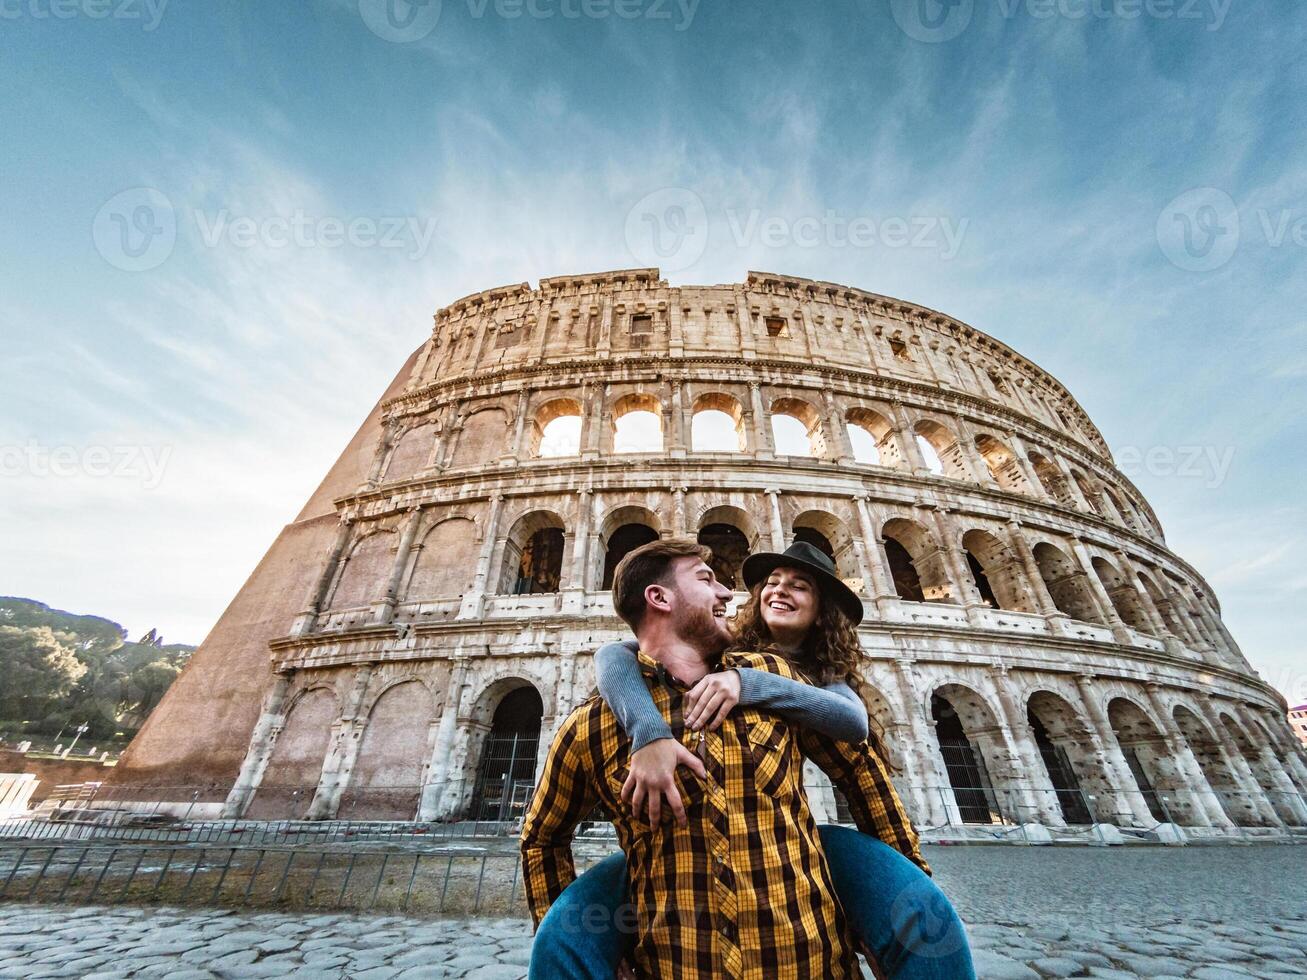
[
  {"left": 533, "top": 398, "right": 583, "bottom": 458},
  {"left": 846, "top": 407, "right": 900, "bottom": 467},
  {"left": 1032, "top": 542, "right": 1102, "bottom": 623},
  {"left": 882, "top": 517, "right": 952, "bottom": 602},
  {"left": 1091, "top": 557, "right": 1152, "bottom": 633},
  {"left": 1071, "top": 470, "right": 1106, "bottom": 516},
  {"left": 931, "top": 686, "right": 1007, "bottom": 824},
  {"left": 1104, "top": 487, "right": 1139, "bottom": 531},
  {"left": 1173, "top": 705, "right": 1260, "bottom": 827},
  {"left": 600, "top": 507, "right": 662, "bottom": 590},
  {"left": 793, "top": 510, "right": 864, "bottom": 596},
  {"left": 338, "top": 681, "right": 431, "bottom": 820},
  {"left": 974, "top": 434, "right": 1031, "bottom": 494},
  {"left": 329, "top": 531, "right": 394, "bottom": 610},
  {"left": 771, "top": 397, "right": 827, "bottom": 458},
  {"left": 612, "top": 393, "right": 663, "bottom": 454},
  {"left": 499, "top": 511, "right": 567, "bottom": 595},
  {"left": 697, "top": 508, "right": 754, "bottom": 590},
  {"left": 1138, "top": 570, "right": 1190, "bottom": 642},
  {"left": 1220, "top": 714, "right": 1301, "bottom": 826},
  {"left": 469, "top": 685, "right": 544, "bottom": 823},
  {"left": 1028, "top": 451, "right": 1076, "bottom": 508},
  {"left": 961, "top": 529, "right": 1033, "bottom": 612},
  {"left": 1107, "top": 698, "right": 1174, "bottom": 824},
  {"left": 1027, "top": 691, "right": 1116, "bottom": 824},
  {"left": 832, "top": 683, "right": 904, "bottom": 822},
  {"left": 913, "top": 420, "right": 968, "bottom": 479},
  {"left": 691, "top": 393, "right": 746, "bottom": 452}
]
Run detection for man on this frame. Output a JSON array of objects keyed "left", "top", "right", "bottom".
[{"left": 521, "top": 539, "right": 866, "bottom": 979}]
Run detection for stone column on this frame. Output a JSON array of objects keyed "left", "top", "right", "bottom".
[
  {"left": 853, "top": 496, "right": 895, "bottom": 603},
  {"left": 1004, "top": 521, "right": 1068, "bottom": 635},
  {"left": 1005, "top": 434, "right": 1048, "bottom": 500},
  {"left": 1056, "top": 457, "right": 1093, "bottom": 511},
  {"left": 1072, "top": 675, "right": 1161, "bottom": 828},
  {"left": 222, "top": 673, "right": 293, "bottom": 818},
  {"left": 1237, "top": 715, "right": 1307, "bottom": 825},
  {"left": 822, "top": 389, "right": 854, "bottom": 464},
  {"left": 529, "top": 297, "right": 552, "bottom": 361},
  {"left": 508, "top": 388, "right": 530, "bottom": 462},
  {"left": 764, "top": 488, "right": 786, "bottom": 551},
  {"left": 596, "top": 296, "right": 614, "bottom": 359},
  {"left": 889, "top": 404, "right": 930, "bottom": 475},
  {"left": 291, "top": 517, "right": 355, "bottom": 636},
  {"left": 365, "top": 422, "right": 397, "bottom": 488},
  {"left": 579, "top": 382, "right": 605, "bottom": 460},
  {"left": 1071, "top": 539, "right": 1133, "bottom": 643},
  {"left": 1112, "top": 549, "right": 1178, "bottom": 651},
  {"left": 1199, "top": 698, "right": 1283, "bottom": 827},
  {"left": 459, "top": 494, "right": 505, "bottom": 619},
  {"left": 668, "top": 293, "right": 685, "bottom": 357},
  {"left": 1142, "top": 685, "right": 1232, "bottom": 828},
  {"left": 309, "top": 663, "right": 374, "bottom": 820},
  {"left": 952, "top": 420, "right": 994, "bottom": 487},
  {"left": 668, "top": 380, "right": 688, "bottom": 458},
  {"left": 891, "top": 658, "right": 952, "bottom": 827},
  {"left": 733, "top": 289, "right": 757, "bottom": 361},
  {"left": 992, "top": 667, "right": 1065, "bottom": 826},
  {"left": 929, "top": 508, "right": 982, "bottom": 614},
  {"left": 672, "top": 486, "right": 688, "bottom": 538},
  {"left": 748, "top": 382, "right": 773, "bottom": 459},
  {"left": 376, "top": 507, "right": 423, "bottom": 624},
  {"left": 419, "top": 655, "right": 470, "bottom": 820}
]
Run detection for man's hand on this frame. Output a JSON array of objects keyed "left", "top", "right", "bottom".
[
  {"left": 622, "top": 737, "right": 707, "bottom": 827},
  {"left": 684, "top": 669, "right": 741, "bottom": 732}
]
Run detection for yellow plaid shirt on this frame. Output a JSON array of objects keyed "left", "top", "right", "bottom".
[{"left": 521, "top": 650, "right": 927, "bottom": 979}]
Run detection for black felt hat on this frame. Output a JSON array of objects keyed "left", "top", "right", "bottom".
[{"left": 741, "top": 541, "right": 865, "bottom": 626}]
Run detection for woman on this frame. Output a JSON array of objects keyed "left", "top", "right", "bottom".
[{"left": 530, "top": 542, "right": 974, "bottom": 980}]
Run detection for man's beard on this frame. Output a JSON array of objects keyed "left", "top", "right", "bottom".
[{"left": 674, "top": 601, "right": 731, "bottom": 655}]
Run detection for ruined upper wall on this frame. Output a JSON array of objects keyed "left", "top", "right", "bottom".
[{"left": 403, "top": 269, "right": 1109, "bottom": 458}]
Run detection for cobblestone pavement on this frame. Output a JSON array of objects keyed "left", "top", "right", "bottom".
[{"left": 0, "top": 845, "right": 1304, "bottom": 979}]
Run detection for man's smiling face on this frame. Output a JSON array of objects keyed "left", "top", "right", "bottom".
[{"left": 664, "top": 555, "right": 734, "bottom": 652}]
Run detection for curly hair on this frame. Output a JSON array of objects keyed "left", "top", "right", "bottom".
[{"left": 728, "top": 580, "right": 895, "bottom": 768}]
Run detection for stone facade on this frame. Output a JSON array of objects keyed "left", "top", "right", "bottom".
[{"left": 111, "top": 269, "right": 1307, "bottom": 836}]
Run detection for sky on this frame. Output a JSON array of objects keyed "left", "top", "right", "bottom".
[{"left": 0, "top": 0, "right": 1303, "bottom": 704}]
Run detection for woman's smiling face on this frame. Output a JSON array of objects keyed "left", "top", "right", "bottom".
[{"left": 760, "top": 566, "right": 820, "bottom": 641}]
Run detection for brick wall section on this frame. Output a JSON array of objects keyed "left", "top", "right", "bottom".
[{"left": 0, "top": 749, "right": 114, "bottom": 804}]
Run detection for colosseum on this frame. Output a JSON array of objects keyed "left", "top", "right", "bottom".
[{"left": 111, "top": 268, "right": 1307, "bottom": 840}]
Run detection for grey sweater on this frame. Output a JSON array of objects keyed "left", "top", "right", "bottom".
[{"left": 594, "top": 638, "right": 868, "bottom": 751}]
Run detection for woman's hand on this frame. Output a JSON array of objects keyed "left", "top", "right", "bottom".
[
  {"left": 684, "top": 669, "right": 741, "bottom": 732},
  {"left": 622, "top": 738, "right": 707, "bottom": 827}
]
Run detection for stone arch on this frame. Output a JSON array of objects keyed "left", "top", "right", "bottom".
[
  {"left": 1027, "top": 450, "right": 1076, "bottom": 507},
  {"left": 792, "top": 509, "right": 863, "bottom": 593},
  {"left": 829, "top": 680, "right": 906, "bottom": 822},
  {"left": 961, "top": 528, "right": 1034, "bottom": 612},
  {"left": 1103, "top": 487, "right": 1139, "bottom": 531},
  {"left": 1171, "top": 704, "right": 1259, "bottom": 827},
  {"left": 383, "top": 422, "right": 437, "bottom": 482},
  {"left": 1137, "top": 570, "right": 1190, "bottom": 641},
  {"left": 691, "top": 392, "right": 746, "bottom": 452},
  {"left": 337, "top": 678, "right": 434, "bottom": 820},
  {"left": 1217, "top": 711, "right": 1301, "bottom": 826},
  {"left": 466, "top": 678, "right": 545, "bottom": 822},
  {"left": 532, "top": 397, "right": 583, "bottom": 458},
  {"left": 771, "top": 396, "right": 828, "bottom": 458},
  {"left": 1025, "top": 690, "right": 1110, "bottom": 824},
  {"left": 246, "top": 686, "right": 338, "bottom": 820},
  {"left": 611, "top": 392, "right": 664, "bottom": 453},
  {"left": 1070, "top": 469, "right": 1107, "bottom": 516},
  {"left": 1106, "top": 696, "right": 1182, "bottom": 824},
  {"left": 845, "top": 407, "right": 900, "bottom": 467},
  {"left": 1031, "top": 541, "right": 1101, "bottom": 624},
  {"left": 882, "top": 516, "right": 951, "bottom": 602},
  {"left": 929, "top": 682, "right": 1013, "bottom": 824},
  {"left": 599, "top": 505, "right": 662, "bottom": 590},
  {"left": 407, "top": 518, "right": 478, "bottom": 599},
  {"left": 912, "top": 419, "right": 968, "bottom": 479},
  {"left": 450, "top": 406, "right": 511, "bottom": 469},
  {"left": 697, "top": 504, "right": 758, "bottom": 591},
  {"left": 329, "top": 529, "right": 394, "bottom": 610},
  {"left": 1091, "top": 557, "right": 1152, "bottom": 633},
  {"left": 499, "top": 510, "right": 567, "bottom": 595},
  {"left": 974, "top": 434, "right": 1032, "bottom": 494}
]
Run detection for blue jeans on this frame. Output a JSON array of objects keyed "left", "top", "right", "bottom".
[{"left": 529, "top": 824, "right": 974, "bottom": 979}]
